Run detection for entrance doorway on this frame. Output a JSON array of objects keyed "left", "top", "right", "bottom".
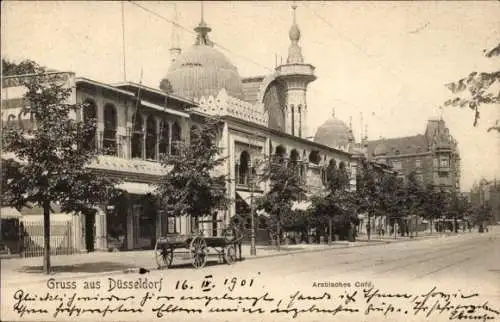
[{"left": 84, "top": 210, "right": 96, "bottom": 252}]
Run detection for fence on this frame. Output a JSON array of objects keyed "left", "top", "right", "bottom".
[{"left": 21, "top": 220, "right": 76, "bottom": 258}]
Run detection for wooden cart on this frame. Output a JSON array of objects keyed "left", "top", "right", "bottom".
[{"left": 154, "top": 227, "right": 242, "bottom": 269}]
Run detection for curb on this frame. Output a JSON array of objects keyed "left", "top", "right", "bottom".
[{"left": 2, "top": 234, "right": 457, "bottom": 288}]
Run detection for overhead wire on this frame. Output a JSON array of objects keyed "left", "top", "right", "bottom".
[{"left": 128, "top": 1, "right": 273, "bottom": 73}]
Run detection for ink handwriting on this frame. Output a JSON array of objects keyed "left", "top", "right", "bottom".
[{"left": 6, "top": 277, "right": 499, "bottom": 321}]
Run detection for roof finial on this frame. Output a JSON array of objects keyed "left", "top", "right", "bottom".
[
  {"left": 332, "top": 107, "right": 336, "bottom": 118},
  {"left": 201, "top": 1, "right": 205, "bottom": 23},
  {"left": 194, "top": 1, "right": 213, "bottom": 46},
  {"left": 286, "top": 1, "right": 303, "bottom": 64}
]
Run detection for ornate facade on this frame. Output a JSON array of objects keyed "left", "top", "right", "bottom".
[{"left": 1, "top": 5, "right": 370, "bottom": 252}]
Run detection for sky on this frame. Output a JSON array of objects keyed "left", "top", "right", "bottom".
[{"left": 2, "top": 1, "right": 499, "bottom": 191}]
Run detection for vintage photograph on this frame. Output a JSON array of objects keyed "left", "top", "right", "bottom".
[{"left": 1, "top": 1, "right": 499, "bottom": 321}]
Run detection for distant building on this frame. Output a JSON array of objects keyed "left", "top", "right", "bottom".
[
  {"left": 366, "top": 119, "right": 461, "bottom": 193},
  {"left": 470, "top": 179, "right": 500, "bottom": 224}
]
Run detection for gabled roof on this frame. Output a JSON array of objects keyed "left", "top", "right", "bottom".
[{"left": 367, "top": 134, "right": 429, "bottom": 158}]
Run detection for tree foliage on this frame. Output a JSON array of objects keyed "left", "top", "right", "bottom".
[
  {"left": 156, "top": 117, "right": 230, "bottom": 220},
  {"left": 255, "top": 158, "right": 307, "bottom": 246},
  {"left": 2, "top": 60, "right": 117, "bottom": 273},
  {"left": 444, "top": 42, "right": 500, "bottom": 132}
]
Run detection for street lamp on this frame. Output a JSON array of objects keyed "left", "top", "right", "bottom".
[{"left": 246, "top": 132, "right": 259, "bottom": 256}]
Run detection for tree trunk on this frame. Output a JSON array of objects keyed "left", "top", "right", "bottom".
[
  {"left": 367, "top": 211, "right": 371, "bottom": 241},
  {"left": 328, "top": 218, "right": 332, "bottom": 244},
  {"left": 276, "top": 219, "right": 281, "bottom": 251},
  {"left": 430, "top": 218, "right": 433, "bottom": 234},
  {"left": 43, "top": 200, "right": 51, "bottom": 274}
]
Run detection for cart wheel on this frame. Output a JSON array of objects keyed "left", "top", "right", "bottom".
[
  {"left": 154, "top": 241, "right": 173, "bottom": 269},
  {"left": 190, "top": 236, "right": 207, "bottom": 269},
  {"left": 224, "top": 245, "right": 236, "bottom": 265}
]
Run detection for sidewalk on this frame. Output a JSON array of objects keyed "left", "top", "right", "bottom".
[{"left": 0, "top": 232, "right": 462, "bottom": 287}]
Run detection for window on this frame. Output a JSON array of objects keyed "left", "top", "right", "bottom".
[
  {"left": 145, "top": 115, "right": 157, "bottom": 160},
  {"left": 415, "top": 159, "right": 421, "bottom": 168},
  {"left": 238, "top": 151, "right": 250, "bottom": 185},
  {"left": 103, "top": 104, "right": 117, "bottom": 156},
  {"left": 6, "top": 114, "right": 17, "bottom": 128},
  {"left": 440, "top": 158, "right": 449, "bottom": 168},
  {"left": 171, "top": 122, "right": 181, "bottom": 155},
  {"left": 159, "top": 120, "right": 170, "bottom": 157},
  {"left": 275, "top": 145, "right": 286, "bottom": 163},
  {"left": 131, "top": 113, "right": 144, "bottom": 158},
  {"left": 82, "top": 100, "right": 97, "bottom": 151}
]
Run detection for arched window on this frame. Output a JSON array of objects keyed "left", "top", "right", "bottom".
[
  {"left": 322, "top": 159, "right": 337, "bottom": 185},
  {"left": 239, "top": 151, "right": 250, "bottom": 185},
  {"left": 289, "top": 149, "right": 299, "bottom": 167},
  {"left": 145, "top": 115, "right": 157, "bottom": 160},
  {"left": 82, "top": 99, "right": 97, "bottom": 151},
  {"left": 103, "top": 104, "right": 117, "bottom": 155},
  {"left": 289, "top": 149, "right": 300, "bottom": 177},
  {"left": 159, "top": 120, "right": 170, "bottom": 157},
  {"left": 338, "top": 161, "right": 349, "bottom": 189},
  {"left": 131, "top": 113, "right": 144, "bottom": 158},
  {"left": 171, "top": 122, "right": 181, "bottom": 155},
  {"left": 275, "top": 145, "right": 286, "bottom": 163},
  {"left": 309, "top": 151, "right": 321, "bottom": 164},
  {"left": 6, "top": 114, "right": 17, "bottom": 128}
]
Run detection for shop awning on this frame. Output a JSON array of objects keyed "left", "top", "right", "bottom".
[
  {"left": 1, "top": 207, "right": 22, "bottom": 220},
  {"left": 115, "top": 182, "right": 156, "bottom": 195}
]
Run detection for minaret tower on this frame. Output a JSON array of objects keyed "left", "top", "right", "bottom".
[
  {"left": 169, "top": 3, "right": 182, "bottom": 62},
  {"left": 276, "top": 3, "right": 316, "bottom": 138}
]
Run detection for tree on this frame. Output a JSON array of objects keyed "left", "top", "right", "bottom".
[
  {"left": 422, "top": 184, "right": 445, "bottom": 233},
  {"left": 471, "top": 203, "right": 493, "bottom": 232},
  {"left": 156, "top": 117, "right": 230, "bottom": 229},
  {"left": 255, "top": 157, "right": 307, "bottom": 250},
  {"left": 444, "top": 42, "right": 500, "bottom": 132},
  {"left": 402, "top": 172, "right": 425, "bottom": 237},
  {"left": 311, "top": 160, "right": 356, "bottom": 242},
  {"left": 378, "top": 172, "right": 405, "bottom": 236},
  {"left": 355, "top": 159, "right": 382, "bottom": 240},
  {"left": 2, "top": 60, "right": 116, "bottom": 274}
]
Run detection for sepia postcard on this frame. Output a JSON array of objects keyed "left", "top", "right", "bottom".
[{"left": 1, "top": 1, "right": 499, "bottom": 321}]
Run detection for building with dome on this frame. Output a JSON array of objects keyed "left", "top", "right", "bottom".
[{"left": 1, "top": 4, "right": 375, "bottom": 253}]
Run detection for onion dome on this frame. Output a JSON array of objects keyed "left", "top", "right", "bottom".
[
  {"left": 314, "top": 108, "right": 355, "bottom": 149},
  {"left": 160, "top": 16, "right": 244, "bottom": 100}
]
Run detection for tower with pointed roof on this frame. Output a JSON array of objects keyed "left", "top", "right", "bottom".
[{"left": 275, "top": 3, "right": 316, "bottom": 138}]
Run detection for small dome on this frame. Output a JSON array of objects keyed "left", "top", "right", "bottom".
[
  {"left": 160, "top": 44, "right": 244, "bottom": 100},
  {"left": 314, "top": 111, "right": 354, "bottom": 148},
  {"left": 374, "top": 142, "right": 389, "bottom": 156}
]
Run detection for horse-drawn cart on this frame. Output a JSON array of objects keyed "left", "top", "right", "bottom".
[{"left": 154, "top": 227, "right": 242, "bottom": 269}]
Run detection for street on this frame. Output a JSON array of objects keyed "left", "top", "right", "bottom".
[{"left": 2, "top": 228, "right": 499, "bottom": 322}]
